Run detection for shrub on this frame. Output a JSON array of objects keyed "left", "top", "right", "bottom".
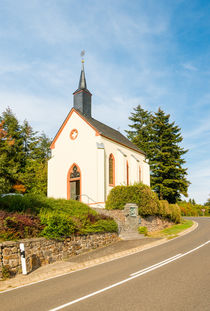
[
  {"left": 0, "top": 195, "right": 118, "bottom": 240},
  {"left": 106, "top": 185, "right": 181, "bottom": 223},
  {"left": 80, "top": 219, "right": 118, "bottom": 235},
  {"left": 177, "top": 201, "right": 205, "bottom": 216},
  {"left": 1, "top": 265, "right": 11, "bottom": 279},
  {"left": 0, "top": 210, "right": 43, "bottom": 240},
  {"left": 159, "top": 200, "right": 171, "bottom": 218},
  {"left": 0, "top": 194, "right": 49, "bottom": 214},
  {"left": 106, "top": 183, "right": 160, "bottom": 216},
  {"left": 138, "top": 226, "right": 148, "bottom": 236},
  {"left": 40, "top": 212, "right": 76, "bottom": 239},
  {"left": 169, "top": 204, "right": 182, "bottom": 223}
]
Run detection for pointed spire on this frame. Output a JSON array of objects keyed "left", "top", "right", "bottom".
[
  {"left": 73, "top": 51, "right": 92, "bottom": 117},
  {"left": 78, "top": 60, "right": 87, "bottom": 90}
]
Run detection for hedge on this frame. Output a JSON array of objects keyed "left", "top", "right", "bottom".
[
  {"left": 159, "top": 201, "right": 181, "bottom": 223},
  {"left": 106, "top": 184, "right": 181, "bottom": 223},
  {"left": 106, "top": 183, "right": 160, "bottom": 215}
]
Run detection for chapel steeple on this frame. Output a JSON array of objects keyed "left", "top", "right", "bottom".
[{"left": 73, "top": 51, "right": 92, "bottom": 117}]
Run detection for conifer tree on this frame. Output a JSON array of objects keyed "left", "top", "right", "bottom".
[
  {"left": 150, "top": 108, "right": 189, "bottom": 203},
  {"left": 0, "top": 108, "right": 51, "bottom": 195},
  {"left": 126, "top": 105, "right": 153, "bottom": 158},
  {"left": 127, "top": 106, "right": 190, "bottom": 203}
]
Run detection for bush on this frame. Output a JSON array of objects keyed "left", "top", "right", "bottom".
[
  {"left": 80, "top": 219, "right": 118, "bottom": 235},
  {"left": 0, "top": 194, "right": 49, "bottom": 214},
  {"left": 105, "top": 185, "right": 181, "bottom": 223},
  {"left": 0, "top": 210, "right": 43, "bottom": 240},
  {"left": 40, "top": 212, "right": 76, "bottom": 239},
  {"left": 169, "top": 204, "right": 182, "bottom": 223},
  {"left": 177, "top": 201, "right": 206, "bottom": 216},
  {"left": 138, "top": 226, "right": 148, "bottom": 236},
  {"left": 106, "top": 183, "right": 160, "bottom": 216},
  {"left": 0, "top": 195, "right": 118, "bottom": 240},
  {"left": 159, "top": 200, "right": 171, "bottom": 218}
]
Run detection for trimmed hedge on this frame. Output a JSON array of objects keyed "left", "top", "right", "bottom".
[
  {"left": 106, "top": 184, "right": 181, "bottom": 223},
  {"left": 106, "top": 183, "right": 160, "bottom": 216}
]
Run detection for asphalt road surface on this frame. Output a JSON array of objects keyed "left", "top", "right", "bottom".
[{"left": 1, "top": 217, "right": 209, "bottom": 311}]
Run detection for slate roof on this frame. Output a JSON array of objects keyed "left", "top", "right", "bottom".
[{"left": 76, "top": 109, "right": 145, "bottom": 155}]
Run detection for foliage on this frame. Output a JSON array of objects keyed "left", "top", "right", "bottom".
[
  {"left": 204, "top": 196, "right": 210, "bottom": 214},
  {"left": 178, "top": 200, "right": 209, "bottom": 216},
  {"left": 1, "top": 265, "right": 11, "bottom": 279},
  {"left": 127, "top": 106, "right": 190, "bottom": 203},
  {"left": 106, "top": 183, "right": 160, "bottom": 216},
  {"left": 0, "top": 108, "right": 51, "bottom": 196},
  {"left": 126, "top": 106, "right": 153, "bottom": 158},
  {"left": 105, "top": 184, "right": 181, "bottom": 223},
  {"left": 159, "top": 200, "right": 181, "bottom": 223},
  {"left": 0, "top": 194, "right": 49, "bottom": 214},
  {"left": 0, "top": 195, "right": 118, "bottom": 240},
  {"left": 138, "top": 226, "right": 148, "bottom": 236},
  {"left": 40, "top": 212, "right": 76, "bottom": 239},
  {"left": 0, "top": 210, "right": 43, "bottom": 240}
]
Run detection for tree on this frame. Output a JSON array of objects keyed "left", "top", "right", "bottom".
[
  {"left": 0, "top": 108, "right": 51, "bottom": 195},
  {"left": 0, "top": 108, "right": 25, "bottom": 193},
  {"left": 126, "top": 105, "right": 153, "bottom": 158},
  {"left": 127, "top": 107, "right": 190, "bottom": 203}
]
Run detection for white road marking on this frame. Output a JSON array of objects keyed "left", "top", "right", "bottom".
[
  {"left": 130, "top": 253, "right": 182, "bottom": 276},
  {"left": 49, "top": 240, "right": 210, "bottom": 311},
  {"left": 0, "top": 221, "right": 198, "bottom": 295}
]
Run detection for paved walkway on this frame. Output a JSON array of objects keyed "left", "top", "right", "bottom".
[{"left": 0, "top": 221, "right": 197, "bottom": 293}]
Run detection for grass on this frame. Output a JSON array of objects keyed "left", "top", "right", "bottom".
[
  {"left": 148, "top": 219, "right": 194, "bottom": 239},
  {"left": 0, "top": 195, "right": 118, "bottom": 240}
]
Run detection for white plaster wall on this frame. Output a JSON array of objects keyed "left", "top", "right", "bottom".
[
  {"left": 142, "top": 161, "right": 150, "bottom": 186},
  {"left": 101, "top": 136, "right": 150, "bottom": 200},
  {"left": 48, "top": 110, "right": 150, "bottom": 206},
  {"left": 48, "top": 111, "right": 100, "bottom": 203}
]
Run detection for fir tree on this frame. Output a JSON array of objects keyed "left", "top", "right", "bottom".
[
  {"left": 127, "top": 106, "right": 190, "bottom": 203},
  {"left": 126, "top": 105, "right": 153, "bottom": 158},
  {"left": 0, "top": 108, "right": 24, "bottom": 192},
  {"left": 150, "top": 108, "right": 189, "bottom": 203}
]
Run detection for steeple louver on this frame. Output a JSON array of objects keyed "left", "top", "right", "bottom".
[{"left": 73, "top": 60, "right": 92, "bottom": 117}]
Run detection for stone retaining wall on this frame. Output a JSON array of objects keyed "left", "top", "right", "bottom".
[
  {"left": 92, "top": 208, "right": 174, "bottom": 233},
  {"left": 0, "top": 232, "right": 119, "bottom": 280}
]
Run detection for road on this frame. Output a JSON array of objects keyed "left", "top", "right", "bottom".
[{"left": 1, "top": 217, "right": 209, "bottom": 311}]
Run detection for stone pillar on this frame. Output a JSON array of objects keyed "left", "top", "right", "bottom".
[{"left": 123, "top": 203, "right": 140, "bottom": 233}]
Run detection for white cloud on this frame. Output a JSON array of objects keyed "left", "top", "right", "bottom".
[{"left": 182, "top": 62, "right": 197, "bottom": 71}]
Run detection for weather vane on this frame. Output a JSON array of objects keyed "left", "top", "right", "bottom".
[{"left": 80, "top": 50, "right": 85, "bottom": 63}]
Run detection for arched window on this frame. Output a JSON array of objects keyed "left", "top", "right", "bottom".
[
  {"left": 127, "top": 161, "right": 129, "bottom": 185},
  {"left": 109, "top": 154, "right": 115, "bottom": 186},
  {"left": 139, "top": 167, "right": 141, "bottom": 182},
  {"left": 67, "top": 163, "right": 81, "bottom": 201}
]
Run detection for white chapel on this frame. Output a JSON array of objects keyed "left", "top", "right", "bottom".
[{"left": 47, "top": 60, "right": 150, "bottom": 207}]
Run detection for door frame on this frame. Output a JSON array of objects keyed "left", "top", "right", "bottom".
[{"left": 67, "top": 163, "right": 82, "bottom": 201}]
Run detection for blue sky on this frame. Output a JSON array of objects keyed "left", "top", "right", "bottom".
[{"left": 0, "top": 0, "right": 210, "bottom": 204}]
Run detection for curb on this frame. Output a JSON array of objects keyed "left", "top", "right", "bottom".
[{"left": 0, "top": 221, "right": 198, "bottom": 293}]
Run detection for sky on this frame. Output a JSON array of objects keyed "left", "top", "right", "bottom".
[{"left": 0, "top": 0, "right": 210, "bottom": 204}]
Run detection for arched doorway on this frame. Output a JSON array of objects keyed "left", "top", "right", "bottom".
[{"left": 67, "top": 163, "right": 81, "bottom": 200}]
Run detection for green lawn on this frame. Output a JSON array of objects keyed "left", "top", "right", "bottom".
[{"left": 148, "top": 219, "right": 194, "bottom": 239}]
